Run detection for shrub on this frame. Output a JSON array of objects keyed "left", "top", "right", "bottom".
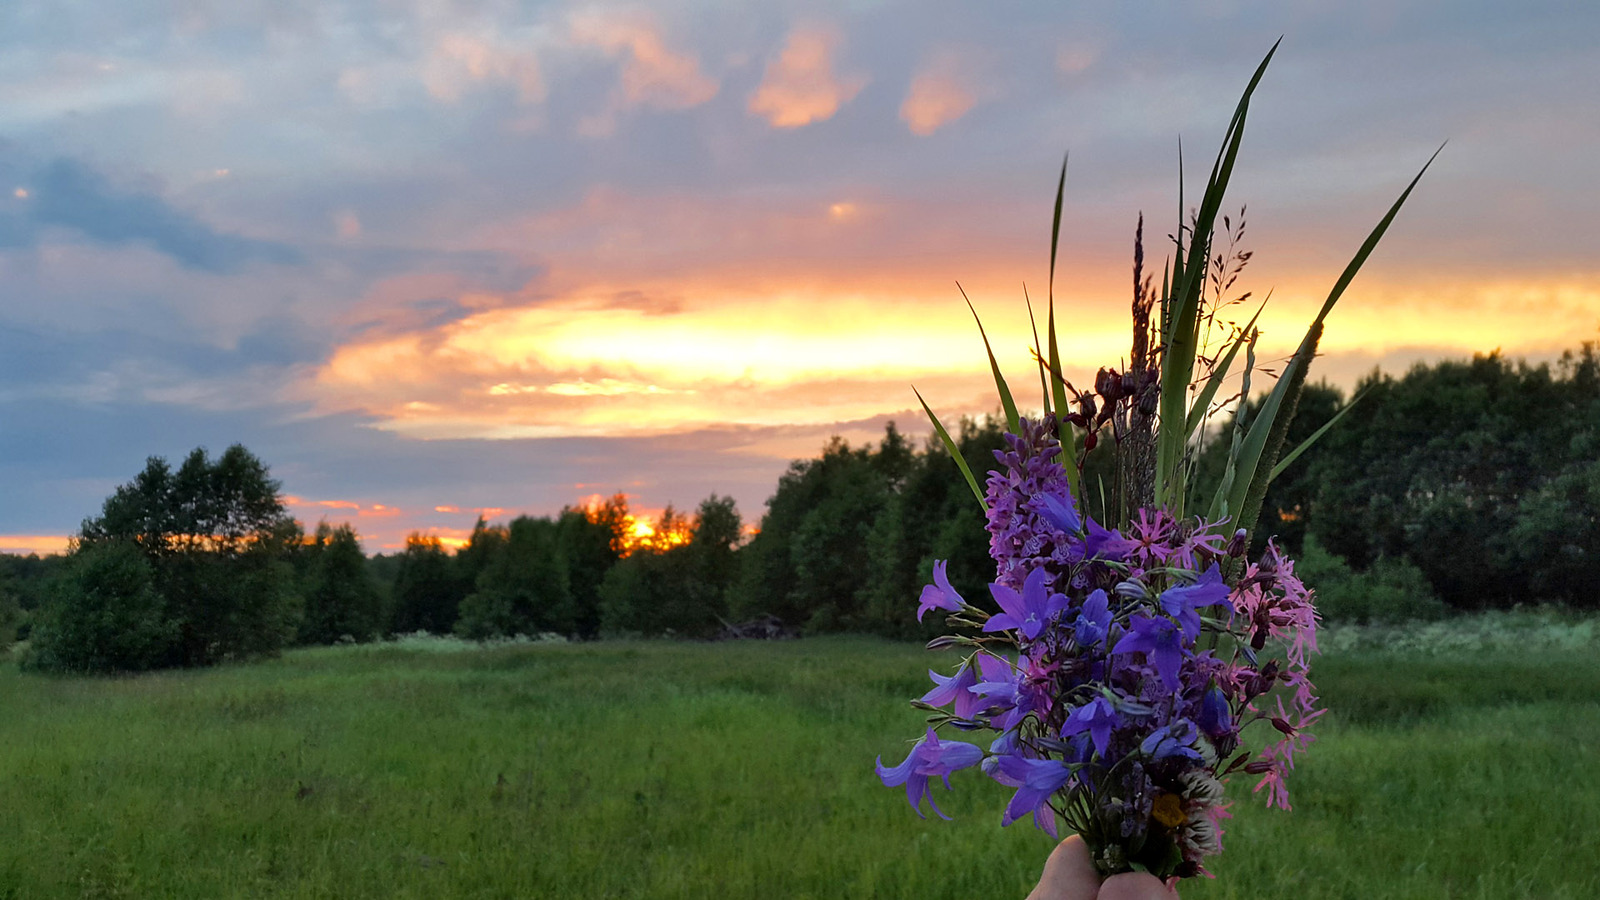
[
  {"left": 24, "top": 541, "right": 178, "bottom": 673},
  {"left": 1299, "top": 534, "right": 1446, "bottom": 624}
]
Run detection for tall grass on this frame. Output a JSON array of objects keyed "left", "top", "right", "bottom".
[{"left": 1, "top": 627, "right": 1595, "bottom": 898}]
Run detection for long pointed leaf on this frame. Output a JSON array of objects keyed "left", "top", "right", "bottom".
[
  {"left": 1225, "top": 145, "right": 1441, "bottom": 535},
  {"left": 1221, "top": 323, "right": 1318, "bottom": 533},
  {"left": 914, "top": 386, "right": 986, "bottom": 512},
  {"left": 1024, "top": 286, "right": 1051, "bottom": 415},
  {"left": 1156, "top": 39, "right": 1280, "bottom": 512},
  {"left": 960, "top": 285, "right": 1020, "bottom": 437},
  {"left": 1184, "top": 295, "right": 1268, "bottom": 436},
  {"left": 1270, "top": 387, "right": 1366, "bottom": 480},
  {"left": 1310, "top": 143, "right": 1445, "bottom": 328},
  {"left": 1208, "top": 328, "right": 1258, "bottom": 521},
  {"left": 1045, "top": 155, "right": 1082, "bottom": 499},
  {"left": 1048, "top": 154, "right": 1068, "bottom": 303}
]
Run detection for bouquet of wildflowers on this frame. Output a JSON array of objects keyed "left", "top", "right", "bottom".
[
  {"left": 876, "top": 44, "right": 1435, "bottom": 880},
  {"left": 878, "top": 416, "right": 1320, "bottom": 878}
]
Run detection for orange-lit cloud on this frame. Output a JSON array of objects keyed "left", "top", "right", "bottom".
[
  {"left": 572, "top": 10, "right": 717, "bottom": 135},
  {"left": 311, "top": 251, "right": 1599, "bottom": 442},
  {"left": 283, "top": 496, "right": 403, "bottom": 519},
  {"left": 901, "top": 51, "right": 983, "bottom": 136},
  {"left": 0, "top": 534, "right": 71, "bottom": 556},
  {"left": 434, "top": 505, "right": 460, "bottom": 513},
  {"left": 748, "top": 26, "right": 865, "bottom": 128},
  {"left": 312, "top": 276, "right": 1127, "bottom": 438},
  {"left": 304, "top": 175, "right": 1600, "bottom": 441}
]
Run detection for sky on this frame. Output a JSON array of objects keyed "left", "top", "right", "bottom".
[{"left": 1, "top": 0, "right": 1597, "bottom": 554}]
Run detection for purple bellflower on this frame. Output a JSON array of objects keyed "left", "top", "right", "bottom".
[
  {"left": 921, "top": 652, "right": 1008, "bottom": 719},
  {"left": 1074, "top": 589, "right": 1112, "bottom": 648},
  {"left": 1198, "top": 684, "right": 1232, "bottom": 737},
  {"left": 984, "top": 566, "right": 1070, "bottom": 641},
  {"left": 920, "top": 664, "right": 979, "bottom": 718},
  {"left": 1113, "top": 614, "right": 1187, "bottom": 690},
  {"left": 990, "top": 754, "right": 1076, "bottom": 836},
  {"left": 1140, "top": 719, "right": 1203, "bottom": 761},
  {"left": 1085, "top": 519, "right": 1138, "bottom": 561},
  {"left": 1036, "top": 491, "right": 1082, "bottom": 534},
  {"left": 875, "top": 727, "right": 984, "bottom": 819},
  {"left": 971, "top": 653, "right": 1050, "bottom": 731},
  {"left": 1159, "top": 563, "right": 1229, "bottom": 638},
  {"left": 917, "top": 559, "right": 965, "bottom": 622},
  {"left": 1060, "top": 696, "right": 1120, "bottom": 758}
]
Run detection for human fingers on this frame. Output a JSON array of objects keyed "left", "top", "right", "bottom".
[
  {"left": 1098, "top": 871, "right": 1180, "bottom": 900},
  {"left": 1024, "top": 835, "right": 1102, "bottom": 900}
]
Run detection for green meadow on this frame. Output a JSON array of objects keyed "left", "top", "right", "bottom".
[{"left": 3, "top": 624, "right": 1598, "bottom": 899}]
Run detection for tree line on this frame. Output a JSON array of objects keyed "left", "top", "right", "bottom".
[{"left": 3, "top": 339, "right": 1595, "bottom": 672}]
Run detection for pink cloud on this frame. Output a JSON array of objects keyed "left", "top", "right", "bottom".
[
  {"left": 748, "top": 26, "right": 865, "bottom": 128},
  {"left": 571, "top": 10, "right": 718, "bottom": 135},
  {"left": 422, "top": 32, "right": 547, "bottom": 105},
  {"left": 901, "top": 51, "right": 984, "bottom": 136}
]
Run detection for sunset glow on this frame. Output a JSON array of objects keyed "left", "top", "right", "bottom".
[{"left": 1, "top": 2, "right": 1596, "bottom": 553}]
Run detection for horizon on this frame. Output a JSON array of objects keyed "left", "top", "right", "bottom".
[{"left": 3, "top": 1, "right": 1597, "bottom": 554}]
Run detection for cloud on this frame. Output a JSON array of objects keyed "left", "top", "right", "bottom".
[
  {"left": 748, "top": 26, "right": 865, "bottom": 128},
  {"left": 421, "top": 32, "right": 547, "bottom": 105},
  {"left": 1, "top": 156, "right": 302, "bottom": 273},
  {"left": 599, "top": 289, "right": 683, "bottom": 316},
  {"left": 900, "top": 50, "right": 984, "bottom": 136},
  {"left": 571, "top": 10, "right": 718, "bottom": 135}
]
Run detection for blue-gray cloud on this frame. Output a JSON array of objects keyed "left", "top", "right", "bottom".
[{"left": 0, "top": 156, "right": 302, "bottom": 272}]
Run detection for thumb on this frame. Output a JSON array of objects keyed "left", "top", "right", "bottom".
[{"left": 1025, "top": 835, "right": 1101, "bottom": 900}]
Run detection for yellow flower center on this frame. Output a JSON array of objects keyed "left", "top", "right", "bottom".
[{"left": 1151, "top": 792, "right": 1188, "bottom": 828}]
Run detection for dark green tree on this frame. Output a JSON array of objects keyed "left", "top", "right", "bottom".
[
  {"left": 456, "top": 515, "right": 572, "bottom": 639},
  {"left": 296, "top": 523, "right": 383, "bottom": 644},
  {"left": 597, "top": 495, "right": 743, "bottom": 637},
  {"left": 557, "top": 494, "right": 629, "bottom": 639},
  {"left": 389, "top": 534, "right": 465, "bottom": 634},
  {"left": 454, "top": 517, "right": 507, "bottom": 600},
  {"left": 0, "top": 566, "right": 22, "bottom": 649},
  {"left": 70, "top": 445, "right": 299, "bottom": 668}
]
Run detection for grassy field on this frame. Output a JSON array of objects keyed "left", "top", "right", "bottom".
[{"left": 2, "top": 623, "right": 1598, "bottom": 899}]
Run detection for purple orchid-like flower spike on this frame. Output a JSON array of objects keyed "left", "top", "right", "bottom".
[
  {"left": 989, "top": 754, "right": 1074, "bottom": 837},
  {"left": 875, "top": 728, "right": 984, "bottom": 820},
  {"left": 1059, "top": 696, "right": 1120, "bottom": 759},
  {"left": 917, "top": 559, "right": 965, "bottom": 622},
  {"left": 1073, "top": 588, "right": 1112, "bottom": 648},
  {"left": 1112, "top": 614, "right": 1188, "bottom": 690},
  {"left": 1139, "top": 718, "right": 1203, "bottom": 761},
  {"left": 1159, "top": 562, "right": 1230, "bottom": 638},
  {"left": 983, "top": 566, "right": 1070, "bottom": 641}
]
